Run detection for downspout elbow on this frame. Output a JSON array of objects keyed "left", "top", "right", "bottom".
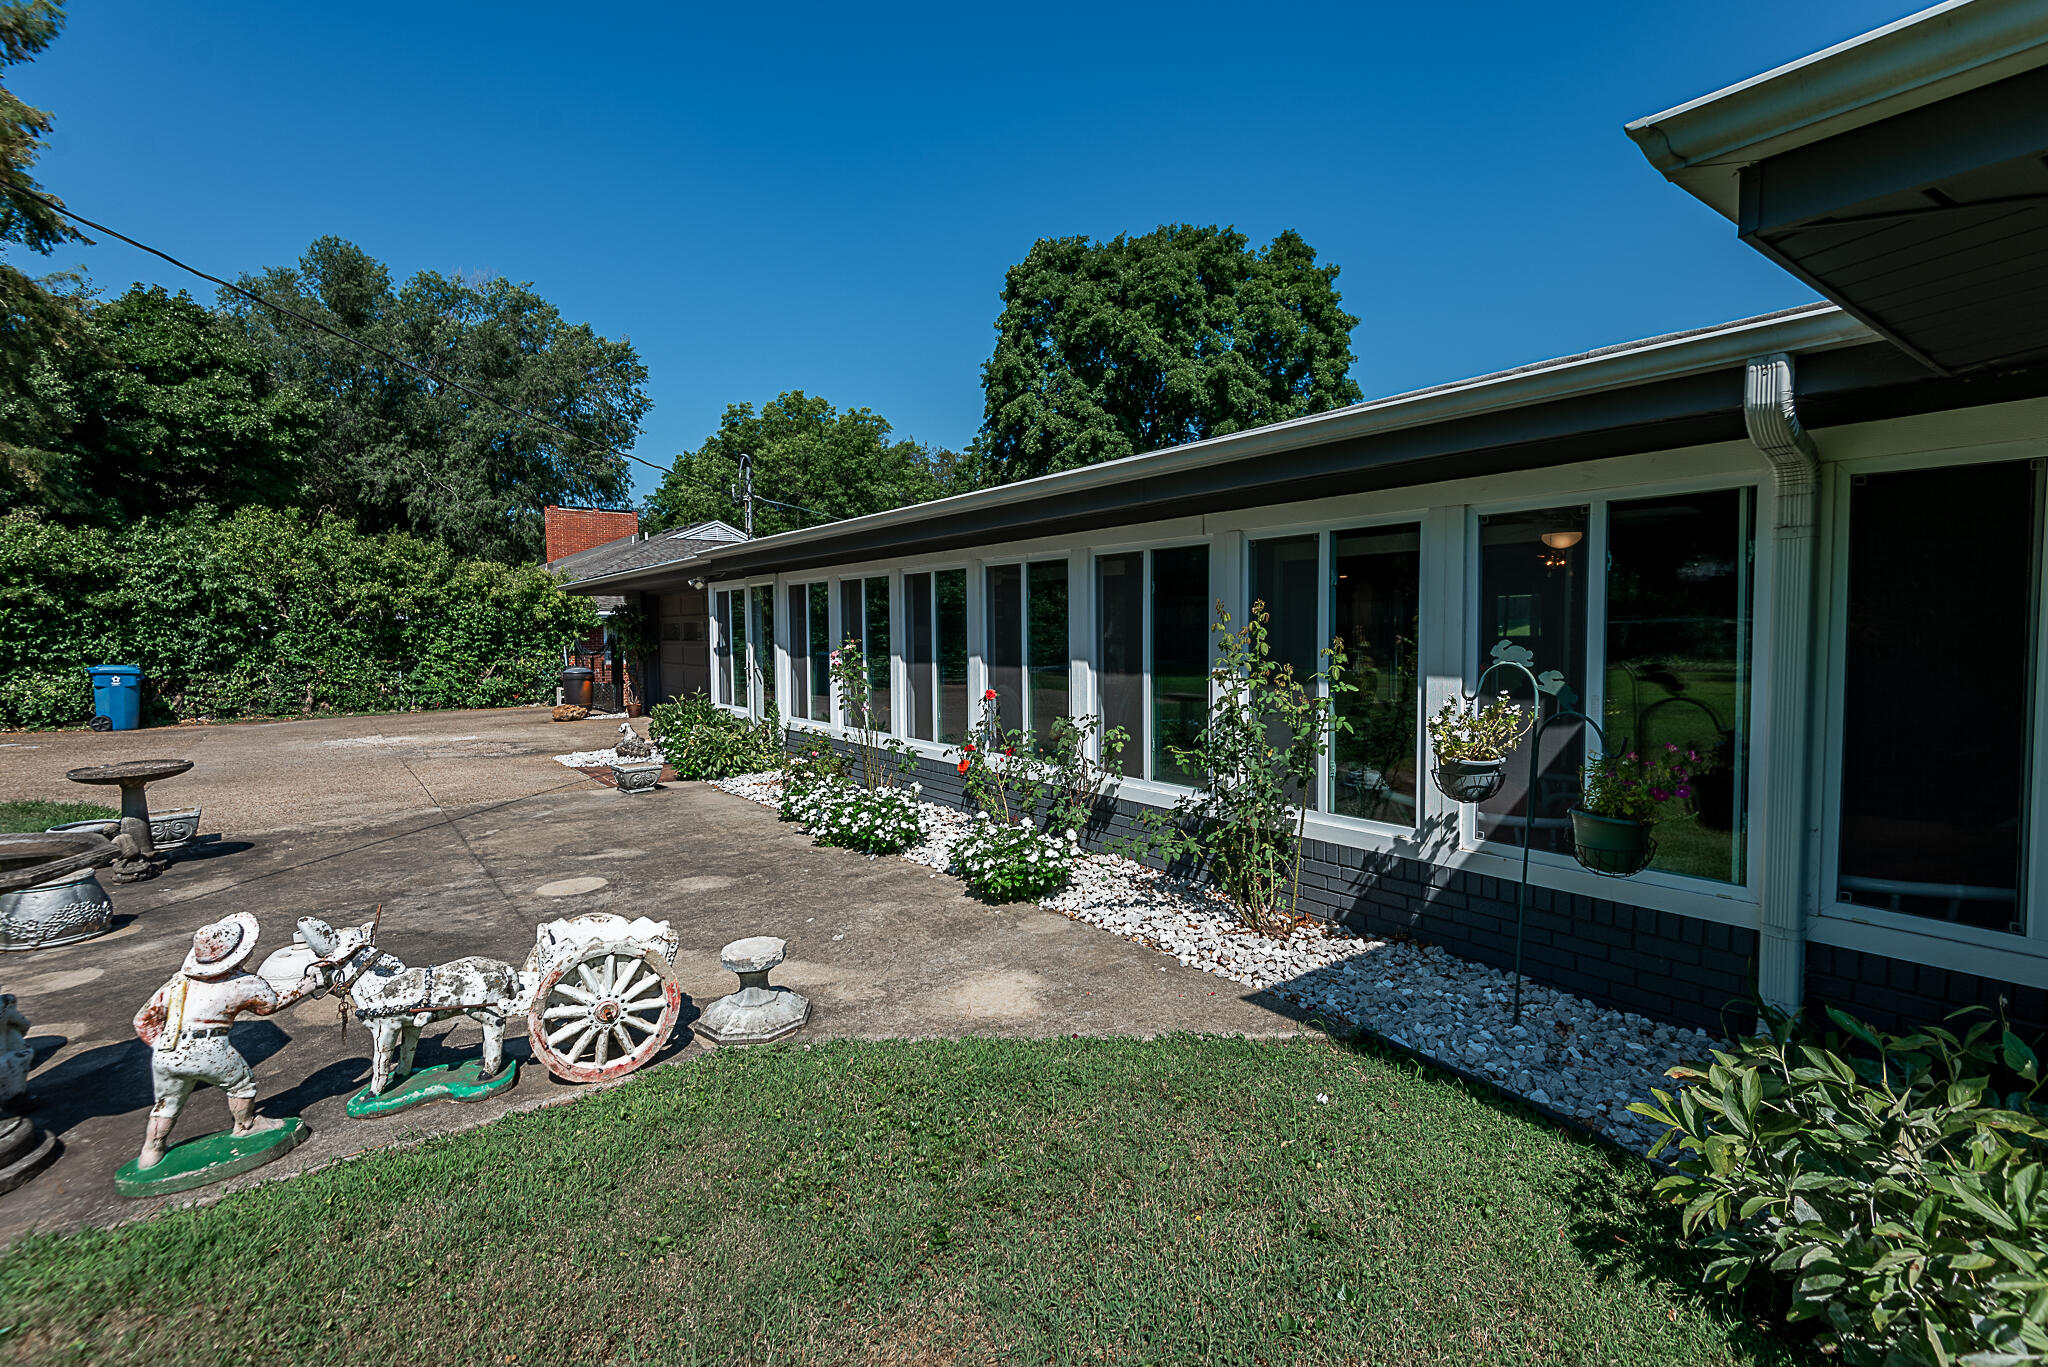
[{"left": 1745, "top": 352, "right": 1819, "bottom": 529}]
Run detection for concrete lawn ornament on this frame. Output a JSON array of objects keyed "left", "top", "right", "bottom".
[
  {"left": 297, "top": 914, "right": 525, "bottom": 1117},
  {"left": 117, "top": 912, "right": 329, "bottom": 1196}
]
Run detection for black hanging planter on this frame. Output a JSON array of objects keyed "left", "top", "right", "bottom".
[
  {"left": 1431, "top": 756, "right": 1507, "bottom": 804},
  {"left": 1568, "top": 809, "right": 1655, "bottom": 877}
]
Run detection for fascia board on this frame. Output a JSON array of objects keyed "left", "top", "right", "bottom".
[
  {"left": 565, "top": 306, "right": 1871, "bottom": 593},
  {"left": 1626, "top": 0, "right": 2048, "bottom": 220}
]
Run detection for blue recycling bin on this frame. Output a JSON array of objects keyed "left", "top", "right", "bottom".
[{"left": 88, "top": 664, "right": 143, "bottom": 731}]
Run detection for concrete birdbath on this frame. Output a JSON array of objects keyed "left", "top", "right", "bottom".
[
  {"left": 66, "top": 759, "right": 192, "bottom": 879},
  {"left": 0, "top": 831, "right": 119, "bottom": 951}
]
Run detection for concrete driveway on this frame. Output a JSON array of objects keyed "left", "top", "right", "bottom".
[{"left": 0, "top": 708, "right": 1302, "bottom": 1243}]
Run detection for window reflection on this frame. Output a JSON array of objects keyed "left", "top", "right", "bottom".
[{"left": 1331, "top": 524, "right": 1420, "bottom": 826}]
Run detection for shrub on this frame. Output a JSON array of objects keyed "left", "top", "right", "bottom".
[
  {"left": 647, "top": 696, "right": 784, "bottom": 781},
  {"left": 778, "top": 744, "right": 847, "bottom": 819},
  {"left": 0, "top": 669, "right": 92, "bottom": 730},
  {"left": 1129, "top": 600, "right": 1354, "bottom": 934},
  {"left": 783, "top": 778, "right": 924, "bottom": 855},
  {"left": 1630, "top": 1006, "right": 2048, "bottom": 1367},
  {"left": 950, "top": 813, "right": 1079, "bottom": 902},
  {"left": 0, "top": 507, "right": 599, "bottom": 726}
]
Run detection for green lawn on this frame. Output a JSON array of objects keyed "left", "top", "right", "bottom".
[
  {"left": 0, "top": 1035, "right": 1802, "bottom": 1366},
  {"left": 0, "top": 799, "right": 117, "bottom": 833}
]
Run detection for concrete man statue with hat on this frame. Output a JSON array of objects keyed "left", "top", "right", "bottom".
[{"left": 118, "top": 912, "right": 330, "bottom": 1195}]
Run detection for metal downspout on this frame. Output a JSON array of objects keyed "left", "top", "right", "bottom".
[{"left": 1745, "top": 352, "right": 1819, "bottom": 1014}]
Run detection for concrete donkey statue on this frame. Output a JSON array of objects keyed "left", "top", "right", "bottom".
[{"left": 297, "top": 915, "right": 526, "bottom": 1096}]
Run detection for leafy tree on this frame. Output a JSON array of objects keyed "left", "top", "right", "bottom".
[
  {"left": 45, "top": 284, "right": 323, "bottom": 521},
  {"left": 965, "top": 225, "right": 1363, "bottom": 489},
  {"left": 0, "top": 0, "right": 88, "bottom": 513},
  {"left": 223, "top": 237, "right": 650, "bottom": 561},
  {"left": 645, "top": 391, "right": 943, "bottom": 539}
]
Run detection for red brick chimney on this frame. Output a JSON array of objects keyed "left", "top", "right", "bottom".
[{"left": 544, "top": 506, "right": 639, "bottom": 563}]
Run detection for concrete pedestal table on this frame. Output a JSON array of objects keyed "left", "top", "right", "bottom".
[
  {"left": 696, "top": 936, "right": 811, "bottom": 1044},
  {"left": 65, "top": 758, "right": 193, "bottom": 882}
]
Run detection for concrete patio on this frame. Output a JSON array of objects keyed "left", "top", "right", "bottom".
[{"left": 0, "top": 707, "right": 1303, "bottom": 1244}]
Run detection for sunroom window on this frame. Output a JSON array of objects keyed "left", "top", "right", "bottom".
[
  {"left": 712, "top": 589, "right": 734, "bottom": 705},
  {"left": 785, "top": 583, "right": 831, "bottom": 722},
  {"left": 1603, "top": 490, "right": 1754, "bottom": 885},
  {"left": 1096, "top": 553, "right": 1145, "bottom": 778},
  {"left": 1836, "top": 460, "right": 2038, "bottom": 931},
  {"left": 1475, "top": 507, "right": 1589, "bottom": 853},
  {"left": 838, "top": 576, "right": 890, "bottom": 731},
  {"left": 905, "top": 569, "right": 968, "bottom": 744},
  {"left": 986, "top": 560, "right": 1071, "bottom": 747},
  {"left": 1331, "top": 524, "right": 1420, "bottom": 825},
  {"left": 750, "top": 585, "right": 775, "bottom": 714},
  {"left": 1151, "top": 545, "right": 1210, "bottom": 785}
]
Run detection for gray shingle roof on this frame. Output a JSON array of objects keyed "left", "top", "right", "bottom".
[{"left": 549, "top": 520, "right": 745, "bottom": 584}]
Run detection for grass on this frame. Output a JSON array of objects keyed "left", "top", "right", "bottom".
[
  {"left": 0, "top": 1034, "right": 1803, "bottom": 1367},
  {"left": 0, "top": 799, "right": 118, "bottom": 833}
]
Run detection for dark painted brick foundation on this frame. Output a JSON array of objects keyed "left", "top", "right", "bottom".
[{"left": 1805, "top": 942, "right": 2048, "bottom": 1038}]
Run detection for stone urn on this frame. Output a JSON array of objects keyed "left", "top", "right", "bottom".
[
  {"left": 0, "top": 832, "right": 119, "bottom": 952},
  {"left": 611, "top": 760, "right": 662, "bottom": 793}
]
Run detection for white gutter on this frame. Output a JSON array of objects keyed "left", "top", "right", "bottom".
[
  {"left": 568, "top": 305, "right": 1872, "bottom": 592},
  {"left": 1626, "top": 0, "right": 2048, "bottom": 220}
]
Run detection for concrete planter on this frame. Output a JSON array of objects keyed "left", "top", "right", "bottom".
[
  {"left": 611, "top": 760, "right": 662, "bottom": 794},
  {"left": 0, "top": 866, "right": 115, "bottom": 951},
  {"left": 49, "top": 806, "right": 202, "bottom": 851}
]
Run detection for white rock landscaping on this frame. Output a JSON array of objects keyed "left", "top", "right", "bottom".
[{"left": 712, "top": 771, "right": 1717, "bottom": 1153}]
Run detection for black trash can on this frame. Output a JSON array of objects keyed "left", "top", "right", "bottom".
[{"left": 560, "top": 666, "right": 595, "bottom": 710}]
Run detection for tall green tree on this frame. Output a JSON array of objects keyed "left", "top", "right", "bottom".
[
  {"left": 964, "top": 225, "right": 1363, "bottom": 489},
  {"left": 45, "top": 284, "right": 323, "bottom": 521},
  {"left": 646, "top": 392, "right": 943, "bottom": 539},
  {"left": 223, "top": 237, "right": 650, "bottom": 561},
  {"left": 0, "top": 0, "right": 88, "bottom": 513}
]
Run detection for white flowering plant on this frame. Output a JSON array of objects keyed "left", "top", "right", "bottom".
[
  {"left": 948, "top": 813, "right": 1080, "bottom": 902},
  {"left": 782, "top": 776, "right": 925, "bottom": 855}
]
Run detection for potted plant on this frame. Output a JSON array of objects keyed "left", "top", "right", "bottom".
[
  {"left": 1427, "top": 692, "right": 1530, "bottom": 803},
  {"left": 1570, "top": 743, "right": 1698, "bottom": 876}
]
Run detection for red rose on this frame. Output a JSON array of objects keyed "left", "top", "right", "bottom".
[{"left": 956, "top": 758, "right": 970, "bottom": 775}]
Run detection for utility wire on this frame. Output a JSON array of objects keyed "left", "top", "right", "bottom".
[{"left": 17, "top": 185, "right": 831, "bottom": 525}]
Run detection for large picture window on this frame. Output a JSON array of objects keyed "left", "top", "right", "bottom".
[
  {"left": 906, "top": 571, "right": 935, "bottom": 740},
  {"left": 1251, "top": 535, "right": 1322, "bottom": 808},
  {"left": 1836, "top": 460, "right": 2038, "bottom": 931},
  {"left": 839, "top": 576, "right": 891, "bottom": 731},
  {"left": 1475, "top": 506, "right": 1588, "bottom": 853},
  {"left": 1604, "top": 490, "right": 1755, "bottom": 885},
  {"left": 1331, "top": 524, "right": 1421, "bottom": 825}
]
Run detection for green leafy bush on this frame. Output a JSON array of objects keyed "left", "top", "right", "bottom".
[
  {"left": 1631, "top": 1006, "right": 2048, "bottom": 1366},
  {"left": 646, "top": 695, "right": 785, "bottom": 781},
  {"left": 0, "top": 508, "right": 599, "bottom": 728},
  {"left": 0, "top": 669, "right": 91, "bottom": 730}
]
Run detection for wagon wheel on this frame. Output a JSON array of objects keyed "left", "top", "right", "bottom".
[{"left": 527, "top": 940, "right": 682, "bottom": 1083}]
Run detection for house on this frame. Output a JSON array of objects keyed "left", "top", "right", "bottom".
[
  {"left": 543, "top": 507, "right": 745, "bottom": 706},
  {"left": 560, "top": 0, "right": 2048, "bottom": 1037}
]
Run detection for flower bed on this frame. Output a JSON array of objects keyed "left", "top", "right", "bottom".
[{"left": 711, "top": 770, "right": 1721, "bottom": 1153}]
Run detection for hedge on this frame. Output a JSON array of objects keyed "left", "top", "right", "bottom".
[{"left": 0, "top": 508, "right": 601, "bottom": 729}]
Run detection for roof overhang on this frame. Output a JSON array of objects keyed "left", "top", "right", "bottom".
[
  {"left": 568, "top": 307, "right": 1925, "bottom": 592},
  {"left": 1628, "top": 1, "right": 2048, "bottom": 375}
]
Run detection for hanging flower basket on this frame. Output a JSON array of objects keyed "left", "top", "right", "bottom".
[
  {"left": 1431, "top": 757, "right": 1507, "bottom": 804},
  {"left": 1569, "top": 809, "right": 1654, "bottom": 877}
]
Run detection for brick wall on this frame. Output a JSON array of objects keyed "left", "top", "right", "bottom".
[
  {"left": 1806, "top": 942, "right": 2048, "bottom": 1038},
  {"left": 790, "top": 731, "right": 1758, "bottom": 1033},
  {"left": 544, "top": 506, "right": 638, "bottom": 563}
]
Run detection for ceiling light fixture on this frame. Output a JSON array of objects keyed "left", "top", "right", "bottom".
[{"left": 1540, "top": 530, "right": 1583, "bottom": 550}]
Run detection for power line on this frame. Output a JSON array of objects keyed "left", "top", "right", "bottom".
[{"left": 16, "top": 186, "right": 830, "bottom": 525}]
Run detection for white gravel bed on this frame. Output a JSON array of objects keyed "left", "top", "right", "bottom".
[{"left": 711, "top": 771, "right": 1713, "bottom": 1152}]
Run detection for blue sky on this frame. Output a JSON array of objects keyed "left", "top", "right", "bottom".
[{"left": 21, "top": 2, "right": 1925, "bottom": 501}]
